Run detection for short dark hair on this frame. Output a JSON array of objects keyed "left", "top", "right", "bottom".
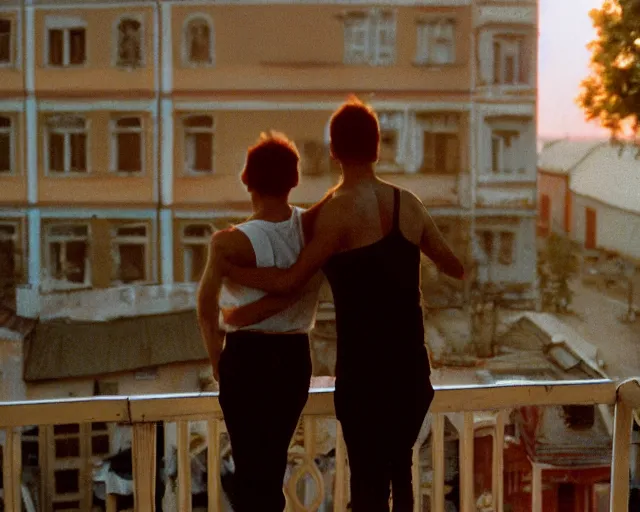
[
  {"left": 329, "top": 95, "right": 380, "bottom": 164},
  {"left": 240, "top": 131, "right": 300, "bottom": 197}
]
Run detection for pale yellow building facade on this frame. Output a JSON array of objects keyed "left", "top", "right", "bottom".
[{"left": 0, "top": 0, "right": 538, "bottom": 297}]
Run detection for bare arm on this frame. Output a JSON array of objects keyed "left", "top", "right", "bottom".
[
  {"left": 222, "top": 272, "right": 324, "bottom": 327},
  {"left": 419, "top": 202, "right": 465, "bottom": 280},
  {"left": 222, "top": 199, "right": 347, "bottom": 294},
  {"left": 196, "top": 236, "right": 226, "bottom": 381}
]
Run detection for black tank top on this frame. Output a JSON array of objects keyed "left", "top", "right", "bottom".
[{"left": 323, "top": 187, "right": 430, "bottom": 385}]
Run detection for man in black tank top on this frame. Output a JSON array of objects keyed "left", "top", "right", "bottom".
[{"left": 219, "top": 97, "right": 465, "bottom": 511}]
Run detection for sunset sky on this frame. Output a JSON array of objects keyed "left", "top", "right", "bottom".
[{"left": 538, "top": 0, "right": 609, "bottom": 138}]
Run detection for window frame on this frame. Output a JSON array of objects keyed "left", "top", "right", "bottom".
[
  {"left": 44, "top": 16, "right": 88, "bottom": 68},
  {"left": 181, "top": 223, "right": 213, "bottom": 282},
  {"left": 475, "top": 228, "right": 518, "bottom": 267},
  {"left": 182, "top": 13, "right": 215, "bottom": 67},
  {"left": 376, "top": 111, "right": 403, "bottom": 173},
  {"left": 415, "top": 18, "right": 456, "bottom": 66},
  {"left": 418, "top": 113, "right": 461, "bottom": 174},
  {"left": 343, "top": 8, "right": 396, "bottom": 67},
  {"left": 182, "top": 114, "right": 215, "bottom": 175},
  {"left": 492, "top": 34, "right": 527, "bottom": 86},
  {"left": 0, "top": 114, "right": 15, "bottom": 175},
  {"left": 111, "top": 223, "right": 150, "bottom": 285},
  {"left": 113, "top": 14, "right": 145, "bottom": 69},
  {"left": 0, "top": 221, "right": 19, "bottom": 284},
  {"left": 44, "top": 114, "right": 90, "bottom": 176},
  {"left": 44, "top": 223, "right": 91, "bottom": 291},
  {"left": 0, "top": 16, "right": 15, "bottom": 68},
  {"left": 109, "top": 115, "right": 144, "bottom": 175}
]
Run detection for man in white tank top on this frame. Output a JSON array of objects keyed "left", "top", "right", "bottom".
[{"left": 196, "top": 132, "right": 328, "bottom": 512}]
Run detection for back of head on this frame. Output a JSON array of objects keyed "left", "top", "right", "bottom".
[
  {"left": 329, "top": 95, "right": 380, "bottom": 165},
  {"left": 241, "top": 131, "right": 300, "bottom": 197}
]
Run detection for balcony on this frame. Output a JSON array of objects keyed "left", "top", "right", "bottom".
[{"left": 1, "top": 379, "right": 638, "bottom": 511}]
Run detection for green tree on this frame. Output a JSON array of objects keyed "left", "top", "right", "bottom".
[
  {"left": 538, "top": 233, "right": 580, "bottom": 313},
  {"left": 578, "top": 0, "right": 640, "bottom": 139}
]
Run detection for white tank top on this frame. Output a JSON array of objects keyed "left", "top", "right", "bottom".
[{"left": 218, "top": 207, "right": 319, "bottom": 333}]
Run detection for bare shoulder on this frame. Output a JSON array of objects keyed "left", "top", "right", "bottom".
[
  {"left": 316, "top": 193, "right": 353, "bottom": 227},
  {"left": 211, "top": 227, "right": 254, "bottom": 264}
]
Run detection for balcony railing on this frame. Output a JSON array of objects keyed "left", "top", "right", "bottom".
[{"left": 1, "top": 379, "right": 639, "bottom": 512}]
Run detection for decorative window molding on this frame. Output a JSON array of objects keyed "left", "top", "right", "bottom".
[
  {"left": 43, "top": 223, "right": 91, "bottom": 291},
  {"left": 417, "top": 113, "right": 460, "bottom": 173},
  {"left": 182, "top": 223, "right": 213, "bottom": 282},
  {"left": 111, "top": 223, "right": 150, "bottom": 285},
  {"left": 182, "top": 114, "right": 215, "bottom": 174},
  {"left": 182, "top": 14, "right": 214, "bottom": 67},
  {"left": 343, "top": 8, "right": 396, "bottom": 66},
  {"left": 377, "top": 111, "right": 403, "bottom": 172},
  {"left": 44, "top": 16, "right": 87, "bottom": 68},
  {"left": 493, "top": 34, "right": 527, "bottom": 85},
  {"left": 0, "top": 17, "right": 14, "bottom": 67},
  {"left": 114, "top": 14, "right": 144, "bottom": 69},
  {"left": 415, "top": 19, "right": 456, "bottom": 65},
  {"left": 475, "top": 228, "right": 517, "bottom": 266},
  {"left": 0, "top": 115, "right": 15, "bottom": 174},
  {"left": 45, "top": 114, "right": 89, "bottom": 175},
  {"left": 110, "top": 115, "right": 144, "bottom": 174}
]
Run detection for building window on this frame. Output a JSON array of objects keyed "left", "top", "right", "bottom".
[
  {"left": 110, "top": 116, "right": 143, "bottom": 173},
  {"left": 112, "top": 224, "right": 148, "bottom": 284},
  {"left": 298, "top": 140, "right": 325, "bottom": 176},
  {"left": 0, "top": 223, "right": 18, "bottom": 287},
  {"left": 183, "top": 115, "right": 214, "bottom": 174},
  {"left": 0, "top": 18, "right": 13, "bottom": 66},
  {"left": 116, "top": 17, "right": 143, "bottom": 68},
  {"left": 0, "top": 115, "right": 13, "bottom": 174},
  {"left": 184, "top": 15, "right": 214, "bottom": 66},
  {"left": 490, "top": 129, "right": 524, "bottom": 175},
  {"left": 493, "top": 35, "right": 527, "bottom": 85},
  {"left": 419, "top": 113, "right": 460, "bottom": 173},
  {"left": 182, "top": 224, "right": 213, "bottom": 282},
  {"left": 377, "top": 112, "right": 403, "bottom": 172},
  {"left": 415, "top": 19, "right": 455, "bottom": 65},
  {"left": 45, "top": 224, "right": 90, "bottom": 289},
  {"left": 477, "top": 230, "right": 516, "bottom": 266},
  {"left": 46, "top": 115, "right": 88, "bottom": 174},
  {"left": 46, "top": 17, "right": 86, "bottom": 67},
  {"left": 343, "top": 9, "right": 396, "bottom": 66}
]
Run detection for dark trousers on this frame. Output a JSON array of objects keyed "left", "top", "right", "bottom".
[
  {"left": 218, "top": 331, "right": 312, "bottom": 512},
  {"left": 336, "top": 350, "right": 434, "bottom": 512}
]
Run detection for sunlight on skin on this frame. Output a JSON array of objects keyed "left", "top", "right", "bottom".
[{"left": 538, "top": 0, "right": 610, "bottom": 138}]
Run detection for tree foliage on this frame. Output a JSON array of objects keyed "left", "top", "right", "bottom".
[
  {"left": 538, "top": 233, "right": 579, "bottom": 313},
  {"left": 578, "top": 0, "right": 640, "bottom": 139}
]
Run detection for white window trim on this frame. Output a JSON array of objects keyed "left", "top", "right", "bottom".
[
  {"left": 44, "top": 114, "right": 90, "bottom": 176},
  {"left": 43, "top": 15, "right": 88, "bottom": 68},
  {"left": 0, "top": 15, "right": 16, "bottom": 69},
  {"left": 493, "top": 34, "right": 526, "bottom": 86},
  {"left": 111, "top": 223, "right": 151, "bottom": 285},
  {"left": 475, "top": 227, "right": 518, "bottom": 267},
  {"left": 417, "top": 113, "right": 461, "bottom": 173},
  {"left": 343, "top": 8, "right": 396, "bottom": 67},
  {"left": 182, "top": 114, "right": 215, "bottom": 175},
  {"left": 182, "top": 13, "right": 215, "bottom": 68},
  {"left": 109, "top": 115, "right": 145, "bottom": 175},
  {"left": 376, "top": 111, "right": 403, "bottom": 173},
  {"left": 415, "top": 19, "right": 456, "bottom": 66},
  {"left": 488, "top": 128, "right": 528, "bottom": 177},
  {"left": 181, "top": 224, "right": 213, "bottom": 282},
  {"left": 112, "top": 13, "right": 146, "bottom": 69},
  {"left": 0, "top": 114, "right": 15, "bottom": 175},
  {"left": 43, "top": 223, "right": 91, "bottom": 291}
]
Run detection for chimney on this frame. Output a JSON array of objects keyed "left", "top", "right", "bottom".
[{"left": 16, "top": 285, "right": 40, "bottom": 319}]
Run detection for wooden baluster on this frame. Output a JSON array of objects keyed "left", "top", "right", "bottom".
[
  {"left": 177, "top": 420, "right": 193, "bottom": 512},
  {"left": 492, "top": 410, "right": 505, "bottom": 512},
  {"left": 531, "top": 464, "right": 542, "bottom": 512},
  {"left": 132, "top": 423, "right": 157, "bottom": 512},
  {"left": 431, "top": 414, "right": 445, "bottom": 512},
  {"left": 207, "top": 418, "right": 222, "bottom": 512},
  {"left": 459, "top": 412, "right": 474, "bottom": 512},
  {"left": 412, "top": 444, "right": 421, "bottom": 512},
  {"left": 333, "top": 422, "right": 348, "bottom": 512},
  {"left": 610, "top": 379, "right": 640, "bottom": 510},
  {"left": 2, "top": 427, "right": 22, "bottom": 512}
]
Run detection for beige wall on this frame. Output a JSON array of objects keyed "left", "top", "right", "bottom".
[{"left": 0, "top": 110, "right": 27, "bottom": 205}]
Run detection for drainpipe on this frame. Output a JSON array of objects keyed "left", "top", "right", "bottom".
[{"left": 154, "top": 0, "right": 163, "bottom": 284}]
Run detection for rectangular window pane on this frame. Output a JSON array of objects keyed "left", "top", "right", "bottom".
[
  {"left": 194, "top": 133, "right": 212, "bottom": 172},
  {"left": 117, "top": 244, "right": 146, "bottom": 283},
  {"left": 54, "top": 469, "right": 80, "bottom": 495},
  {"left": 69, "top": 28, "right": 85, "bottom": 65},
  {"left": 117, "top": 132, "right": 142, "bottom": 172},
  {"left": 49, "top": 29, "right": 64, "bottom": 66},
  {"left": 0, "top": 21, "right": 10, "bottom": 63},
  {"left": 0, "top": 132, "right": 10, "bottom": 172},
  {"left": 0, "top": 240, "right": 15, "bottom": 280},
  {"left": 49, "top": 133, "right": 65, "bottom": 172},
  {"left": 65, "top": 241, "right": 87, "bottom": 283},
  {"left": 70, "top": 133, "right": 86, "bottom": 172}
]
